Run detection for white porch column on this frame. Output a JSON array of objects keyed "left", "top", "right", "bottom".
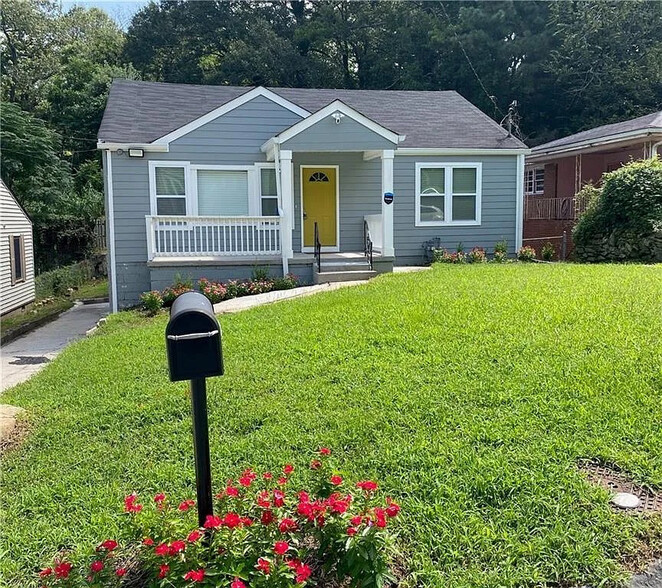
[
  {"left": 381, "top": 149, "right": 395, "bottom": 257},
  {"left": 280, "top": 149, "right": 294, "bottom": 265}
]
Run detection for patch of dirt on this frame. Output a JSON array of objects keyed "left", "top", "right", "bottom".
[
  {"left": 578, "top": 459, "right": 662, "bottom": 514},
  {"left": 0, "top": 416, "right": 29, "bottom": 457}
]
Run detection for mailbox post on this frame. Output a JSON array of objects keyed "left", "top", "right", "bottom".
[{"left": 166, "top": 292, "right": 224, "bottom": 527}]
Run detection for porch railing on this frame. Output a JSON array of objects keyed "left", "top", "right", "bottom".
[
  {"left": 363, "top": 214, "right": 383, "bottom": 252},
  {"left": 146, "top": 215, "right": 281, "bottom": 260},
  {"left": 524, "top": 196, "right": 588, "bottom": 220}
]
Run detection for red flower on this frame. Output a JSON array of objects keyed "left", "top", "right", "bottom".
[
  {"left": 170, "top": 540, "right": 186, "bottom": 553},
  {"left": 263, "top": 471, "right": 273, "bottom": 480},
  {"left": 184, "top": 568, "right": 206, "bottom": 583},
  {"left": 99, "top": 539, "right": 118, "bottom": 551},
  {"left": 386, "top": 498, "right": 401, "bottom": 518},
  {"left": 187, "top": 529, "right": 203, "bottom": 543},
  {"left": 261, "top": 509, "right": 274, "bottom": 525},
  {"left": 116, "top": 568, "right": 127, "bottom": 577},
  {"left": 257, "top": 490, "right": 271, "bottom": 508},
  {"left": 274, "top": 540, "right": 289, "bottom": 555},
  {"left": 273, "top": 489, "right": 285, "bottom": 507},
  {"left": 373, "top": 507, "right": 387, "bottom": 528},
  {"left": 297, "top": 501, "right": 314, "bottom": 518},
  {"left": 278, "top": 518, "right": 298, "bottom": 533},
  {"left": 283, "top": 464, "right": 294, "bottom": 475},
  {"left": 277, "top": 476, "right": 288, "bottom": 485},
  {"left": 155, "top": 542, "right": 171, "bottom": 557},
  {"left": 256, "top": 557, "right": 271, "bottom": 575},
  {"left": 326, "top": 493, "right": 352, "bottom": 513},
  {"left": 204, "top": 514, "right": 223, "bottom": 529},
  {"left": 39, "top": 568, "right": 52, "bottom": 578},
  {"left": 54, "top": 562, "right": 73, "bottom": 579},
  {"left": 230, "top": 578, "right": 246, "bottom": 588},
  {"left": 154, "top": 492, "right": 166, "bottom": 504},
  {"left": 356, "top": 480, "right": 378, "bottom": 492},
  {"left": 158, "top": 564, "right": 170, "bottom": 579},
  {"left": 350, "top": 515, "right": 363, "bottom": 526},
  {"left": 225, "top": 483, "right": 240, "bottom": 497},
  {"left": 330, "top": 475, "right": 343, "bottom": 486},
  {"left": 241, "top": 517, "right": 254, "bottom": 527},
  {"left": 319, "top": 447, "right": 331, "bottom": 455},
  {"left": 90, "top": 560, "right": 104, "bottom": 573},
  {"left": 124, "top": 493, "right": 143, "bottom": 513},
  {"left": 347, "top": 526, "right": 357, "bottom": 536},
  {"left": 143, "top": 537, "right": 155, "bottom": 546},
  {"left": 239, "top": 468, "right": 257, "bottom": 487},
  {"left": 223, "top": 512, "right": 242, "bottom": 528},
  {"left": 295, "top": 562, "right": 312, "bottom": 583},
  {"left": 310, "top": 459, "right": 322, "bottom": 470},
  {"left": 178, "top": 499, "right": 195, "bottom": 511}
]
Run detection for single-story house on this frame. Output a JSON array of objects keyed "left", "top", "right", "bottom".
[
  {"left": 98, "top": 80, "right": 528, "bottom": 311},
  {"left": 523, "top": 111, "right": 662, "bottom": 255},
  {"left": 0, "top": 180, "right": 36, "bottom": 316}
]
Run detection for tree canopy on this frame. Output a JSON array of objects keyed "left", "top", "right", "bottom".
[{"left": 1, "top": 0, "right": 661, "bottom": 270}]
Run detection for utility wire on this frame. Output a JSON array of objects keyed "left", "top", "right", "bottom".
[{"left": 438, "top": 2, "right": 504, "bottom": 118}]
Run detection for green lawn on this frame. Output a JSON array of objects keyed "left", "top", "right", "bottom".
[{"left": 2, "top": 264, "right": 661, "bottom": 587}]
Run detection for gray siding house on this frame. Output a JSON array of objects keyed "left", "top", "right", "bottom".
[
  {"left": 0, "top": 180, "right": 35, "bottom": 316},
  {"left": 98, "top": 80, "right": 528, "bottom": 311}
]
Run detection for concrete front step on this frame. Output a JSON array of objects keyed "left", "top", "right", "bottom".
[{"left": 313, "top": 269, "right": 376, "bottom": 284}]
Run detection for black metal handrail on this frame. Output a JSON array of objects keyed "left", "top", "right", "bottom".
[
  {"left": 314, "top": 221, "right": 321, "bottom": 273},
  {"left": 363, "top": 220, "right": 374, "bottom": 270}
]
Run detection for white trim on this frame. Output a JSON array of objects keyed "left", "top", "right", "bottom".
[
  {"left": 397, "top": 148, "right": 530, "bottom": 156},
  {"left": 279, "top": 149, "right": 294, "bottom": 265},
  {"left": 528, "top": 128, "right": 662, "bottom": 161},
  {"left": 515, "top": 154, "right": 525, "bottom": 251},
  {"left": 381, "top": 150, "right": 395, "bottom": 257},
  {"left": 652, "top": 140, "right": 662, "bottom": 158},
  {"left": 254, "top": 162, "right": 278, "bottom": 216},
  {"left": 414, "top": 162, "right": 482, "bottom": 227},
  {"left": 524, "top": 165, "right": 545, "bottom": 195},
  {"left": 96, "top": 142, "right": 169, "bottom": 153},
  {"left": 263, "top": 100, "right": 404, "bottom": 151},
  {"left": 104, "top": 150, "right": 118, "bottom": 313},
  {"left": 152, "top": 87, "right": 310, "bottom": 146},
  {"left": 299, "top": 165, "right": 340, "bottom": 253},
  {"left": 148, "top": 160, "right": 192, "bottom": 216}
]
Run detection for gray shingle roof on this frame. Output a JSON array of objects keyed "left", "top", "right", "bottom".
[
  {"left": 98, "top": 79, "right": 526, "bottom": 149},
  {"left": 532, "top": 110, "right": 662, "bottom": 153}
]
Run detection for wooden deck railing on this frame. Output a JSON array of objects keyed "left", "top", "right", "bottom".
[
  {"left": 146, "top": 215, "right": 281, "bottom": 260},
  {"left": 524, "top": 196, "right": 588, "bottom": 220}
]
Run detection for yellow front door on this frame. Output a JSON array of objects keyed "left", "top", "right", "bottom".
[{"left": 302, "top": 167, "right": 337, "bottom": 248}]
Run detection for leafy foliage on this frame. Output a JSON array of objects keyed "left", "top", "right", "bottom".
[{"left": 574, "top": 159, "right": 662, "bottom": 262}]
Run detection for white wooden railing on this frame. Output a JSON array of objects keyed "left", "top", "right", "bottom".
[
  {"left": 364, "top": 214, "right": 383, "bottom": 252},
  {"left": 146, "top": 215, "right": 281, "bottom": 260}
]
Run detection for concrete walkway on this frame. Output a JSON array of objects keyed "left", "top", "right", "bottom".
[
  {"left": 1, "top": 302, "right": 108, "bottom": 392},
  {"left": 213, "top": 280, "right": 369, "bottom": 314}
]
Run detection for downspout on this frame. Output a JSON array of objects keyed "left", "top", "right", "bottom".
[
  {"left": 104, "top": 150, "right": 118, "bottom": 313},
  {"left": 273, "top": 143, "right": 288, "bottom": 275}
]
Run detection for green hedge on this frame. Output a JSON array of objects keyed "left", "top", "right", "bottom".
[
  {"left": 35, "top": 256, "right": 105, "bottom": 299},
  {"left": 574, "top": 158, "right": 662, "bottom": 262}
]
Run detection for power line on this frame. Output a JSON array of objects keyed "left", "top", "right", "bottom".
[{"left": 438, "top": 2, "right": 504, "bottom": 118}]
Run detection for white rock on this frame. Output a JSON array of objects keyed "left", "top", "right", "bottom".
[{"left": 611, "top": 492, "right": 640, "bottom": 509}]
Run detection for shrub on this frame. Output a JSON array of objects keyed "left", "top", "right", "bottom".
[
  {"left": 272, "top": 274, "right": 299, "bottom": 291},
  {"left": 140, "top": 291, "right": 163, "bottom": 315},
  {"left": 252, "top": 267, "right": 271, "bottom": 281},
  {"left": 198, "top": 278, "right": 227, "bottom": 304},
  {"left": 541, "top": 242, "right": 556, "bottom": 261},
  {"left": 467, "top": 247, "right": 487, "bottom": 263},
  {"left": 35, "top": 258, "right": 100, "bottom": 298},
  {"left": 432, "top": 248, "right": 466, "bottom": 264},
  {"left": 162, "top": 285, "right": 194, "bottom": 307},
  {"left": 37, "top": 449, "right": 399, "bottom": 588},
  {"left": 574, "top": 159, "right": 662, "bottom": 262},
  {"left": 517, "top": 246, "right": 536, "bottom": 262},
  {"left": 491, "top": 240, "right": 508, "bottom": 263}
]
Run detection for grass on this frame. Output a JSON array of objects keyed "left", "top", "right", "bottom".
[
  {"left": 74, "top": 278, "right": 108, "bottom": 300},
  {"left": 2, "top": 264, "right": 662, "bottom": 587}
]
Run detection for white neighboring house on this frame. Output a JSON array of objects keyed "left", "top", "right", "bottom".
[{"left": 0, "top": 180, "right": 35, "bottom": 316}]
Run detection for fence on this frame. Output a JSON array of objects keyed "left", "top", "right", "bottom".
[
  {"left": 93, "top": 218, "right": 107, "bottom": 252},
  {"left": 524, "top": 196, "right": 588, "bottom": 221}
]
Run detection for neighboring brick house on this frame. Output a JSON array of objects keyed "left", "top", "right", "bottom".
[{"left": 524, "top": 111, "right": 662, "bottom": 258}]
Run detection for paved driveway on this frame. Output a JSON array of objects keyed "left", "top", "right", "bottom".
[{"left": 1, "top": 302, "right": 108, "bottom": 392}]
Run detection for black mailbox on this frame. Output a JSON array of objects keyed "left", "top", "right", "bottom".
[{"left": 166, "top": 291, "right": 224, "bottom": 382}]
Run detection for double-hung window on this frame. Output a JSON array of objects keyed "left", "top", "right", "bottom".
[
  {"left": 416, "top": 163, "right": 482, "bottom": 226},
  {"left": 151, "top": 163, "right": 189, "bottom": 215},
  {"left": 259, "top": 167, "right": 279, "bottom": 216},
  {"left": 9, "top": 235, "right": 25, "bottom": 285},
  {"left": 525, "top": 167, "right": 544, "bottom": 195}
]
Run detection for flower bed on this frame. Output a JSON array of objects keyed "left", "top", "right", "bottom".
[{"left": 37, "top": 449, "right": 399, "bottom": 587}]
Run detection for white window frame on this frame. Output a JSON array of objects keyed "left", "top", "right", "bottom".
[
  {"left": 148, "top": 161, "right": 192, "bottom": 216},
  {"left": 255, "top": 163, "right": 279, "bottom": 217},
  {"left": 190, "top": 165, "right": 257, "bottom": 216},
  {"left": 415, "top": 162, "right": 482, "bottom": 227},
  {"left": 525, "top": 166, "right": 544, "bottom": 195}
]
